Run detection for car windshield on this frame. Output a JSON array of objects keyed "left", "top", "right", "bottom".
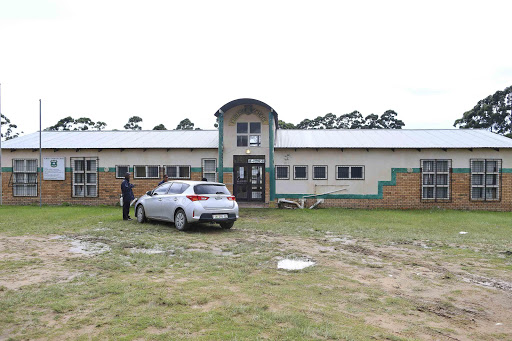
[{"left": 194, "top": 184, "right": 230, "bottom": 195}]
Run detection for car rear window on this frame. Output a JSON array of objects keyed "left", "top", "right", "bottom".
[{"left": 194, "top": 184, "right": 230, "bottom": 195}]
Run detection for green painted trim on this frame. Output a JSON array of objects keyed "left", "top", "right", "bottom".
[
  {"left": 1, "top": 167, "right": 13, "bottom": 172},
  {"left": 502, "top": 168, "right": 512, "bottom": 173},
  {"left": 265, "top": 167, "right": 270, "bottom": 172},
  {"left": 452, "top": 168, "right": 470, "bottom": 173},
  {"left": 108, "top": 167, "right": 116, "bottom": 172},
  {"left": 218, "top": 114, "right": 224, "bottom": 183},
  {"left": 191, "top": 167, "right": 202, "bottom": 173},
  {"left": 222, "top": 167, "right": 233, "bottom": 172},
  {"left": 269, "top": 111, "right": 275, "bottom": 201},
  {"left": 276, "top": 167, "right": 420, "bottom": 200}
]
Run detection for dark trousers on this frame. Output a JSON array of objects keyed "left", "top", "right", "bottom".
[{"left": 123, "top": 200, "right": 131, "bottom": 220}]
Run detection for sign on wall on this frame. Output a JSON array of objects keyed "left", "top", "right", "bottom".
[
  {"left": 43, "top": 157, "right": 65, "bottom": 180},
  {"left": 228, "top": 105, "right": 269, "bottom": 126}
]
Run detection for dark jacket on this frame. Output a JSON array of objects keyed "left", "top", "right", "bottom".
[{"left": 121, "top": 179, "right": 135, "bottom": 202}]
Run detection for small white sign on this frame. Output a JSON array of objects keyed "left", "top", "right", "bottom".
[{"left": 43, "top": 157, "right": 65, "bottom": 180}]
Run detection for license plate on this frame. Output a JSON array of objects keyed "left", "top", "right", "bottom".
[{"left": 213, "top": 214, "right": 228, "bottom": 219}]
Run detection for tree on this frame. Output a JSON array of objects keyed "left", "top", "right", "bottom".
[
  {"left": 124, "top": 116, "right": 143, "bottom": 130},
  {"left": 46, "top": 117, "right": 107, "bottom": 131},
  {"left": 1, "top": 113, "right": 23, "bottom": 140},
  {"left": 294, "top": 110, "right": 405, "bottom": 130},
  {"left": 46, "top": 116, "right": 75, "bottom": 131},
  {"left": 153, "top": 124, "right": 167, "bottom": 130},
  {"left": 454, "top": 85, "right": 512, "bottom": 137},
  {"left": 73, "top": 117, "right": 96, "bottom": 130},
  {"left": 337, "top": 111, "right": 365, "bottom": 129},
  {"left": 278, "top": 120, "right": 296, "bottom": 129},
  {"left": 176, "top": 118, "right": 194, "bottom": 130}
]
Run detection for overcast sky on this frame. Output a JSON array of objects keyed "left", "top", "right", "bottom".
[{"left": 1, "top": 0, "right": 511, "bottom": 135}]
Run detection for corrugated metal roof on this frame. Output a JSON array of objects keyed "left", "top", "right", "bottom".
[
  {"left": 275, "top": 129, "right": 512, "bottom": 149},
  {"left": 3, "top": 129, "right": 511, "bottom": 150},
  {"left": 1, "top": 130, "right": 219, "bottom": 149}
]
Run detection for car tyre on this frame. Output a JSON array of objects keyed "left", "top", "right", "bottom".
[
  {"left": 174, "top": 209, "right": 189, "bottom": 231},
  {"left": 220, "top": 222, "right": 234, "bottom": 229},
  {"left": 136, "top": 205, "right": 146, "bottom": 223}
]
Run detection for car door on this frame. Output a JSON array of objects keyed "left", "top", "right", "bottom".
[
  {"left": 159, "top": 182, "right": 189, "bottom": 221},
  {"left": 144, "top": 183, "right": 171, "bottom": 219}
]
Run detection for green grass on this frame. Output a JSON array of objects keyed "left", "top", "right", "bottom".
[{"left": 0, "top": 206, "right": 511, "bottom": 340}]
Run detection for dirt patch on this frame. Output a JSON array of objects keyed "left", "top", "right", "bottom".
[{"left": 0, "top": 235, "right": 86, "bottom": 289}]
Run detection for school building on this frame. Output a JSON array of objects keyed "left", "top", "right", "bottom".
[{"left": 1, "top": 98, "right": 512, "bottom": 211}]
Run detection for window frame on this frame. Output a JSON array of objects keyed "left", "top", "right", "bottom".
[
  {"left": 335, "top": 165, "right": 365, "bottom": 180},
  {"left": 71, "top": 157, "right": 99, "bottom": 198},
  {"left": 202, "top": 159, "right": 217, "bottom": 182},
  {"left": 312, "top": 165, "right": 328, "bottom": 180},
  {"left": 275, "top": 165, "right": 290, "bottom": 180},
  {"left": 115, "top": 165, "right": 130, "bottom": 179},
  {"left": 12, "top": 158, "right": 38, "bottom": 197},
  {"left": 293, "top": 165, "right": 308, "bottom": 180},
  {"left": 420, "top": 159, "right": 451, "bottom": 201},
  {"left": 164, "top": 165, "right": 191, "bottom": 180},
  {"left": 470, "top": 159, "right": 502, "bottom": 202},
  {"left": 133, "top": 165, "right": 160, "bottom": 179},
  {"left": 237, "top": 122, "right": 262, "bottom": 147}
]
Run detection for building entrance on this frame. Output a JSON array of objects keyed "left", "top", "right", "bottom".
[{"left": 233, "top": 155, "right": 265, "bottom": 202}]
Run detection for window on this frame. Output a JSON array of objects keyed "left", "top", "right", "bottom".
[
  {"left": 421, "top": 160, "right": 451, "bottom": 200},
  {"left": 293, "top": 165, "right": 308, "bottom": 180},
  {"left": 71, "top": 157, "right": 98, "bottom": 197},
  {"left": 153, "top": 183, "right": 172, "bottom": 195},
  {"left": 202, "top": 159, "right": 217, "bottom": 182},
  {"left": 237, "top": 122, "right": 261, "bottom": 147},
  {"left": 116, "top": 165, "right": 129, "bottom": 179},
  {"left": 336, "top": 166, "right": 365, "bottom": 180},
  {"left": 12, "top": 159, "right": 38, "bottom": 197},
  {"left": 134, "top": 165, "right": 159, "bottom": 179},
  {"left": 275, "top": 165, "right": 290, "bottom": 180},
  {"left": 470, "top": 159, "right": 501, "bottom": 201},
  {"left": 165, "top": 165, "right": 191, "bottom": 179},
  {"left": 312, "top": 165, "right": 328, "bottom": 180},
  {"left": 169, "top": 182, "right": 190, "bottom": 194}
]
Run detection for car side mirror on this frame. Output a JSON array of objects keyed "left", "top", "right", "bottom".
[{"left": 146, "top": 190, "right": 152, "bottom": 196}]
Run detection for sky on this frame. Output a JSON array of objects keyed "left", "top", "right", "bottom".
[{"left": 0, "top": 0, "right": 511, "bottom": 136}]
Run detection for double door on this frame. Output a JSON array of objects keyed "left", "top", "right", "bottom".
[{"left": 234, "top": 162, "right": 265, "bottom": 202}]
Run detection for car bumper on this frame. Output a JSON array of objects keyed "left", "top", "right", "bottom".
[{"left": 192, "top": 213, "right": 238, "bottom": 223}]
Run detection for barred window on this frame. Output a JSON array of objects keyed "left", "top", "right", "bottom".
[
  {"left": 336, "top": 166, "right": 364, "bottom": 180},
  {"left": 471, "top": 159, "right": 501, "bottom": 201},
  {"left": 134, "top": 165, "right": 159, "bottom": 179},
  {"left": 313, "top": 165, "right": 328, "bottom": 180},
  {"left": 202, "top": 159, "right": 217, "bottom": 182},
  {"left": 116, "top": 165, "right": 129, "bottom": 179},
  {"left": 275, "top": 165, "right": 289, "bottom": 180},
  {"left": 421, "top": 160, "right": 451, "bottom": 200},
  {"left": 72, "top": 157, "right": 98, "bottom": 197},
  {"left": 293, "top": 166, "right": 308, "bottom": 180},
  {"left": 237, "top": 122, "right": 261, "bottom": 147},
  {"left": 12, "top": 159, "right": 38, "bottom": 197},
  {"left": 165, "top": 165, "right": 191, "bottom": 179}
]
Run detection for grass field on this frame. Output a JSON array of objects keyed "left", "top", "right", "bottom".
[{"left": 0, "top": 206, "right": 511, "bottom": 340}]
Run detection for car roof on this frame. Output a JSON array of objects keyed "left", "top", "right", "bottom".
[{"left": 163, "top": 180, "right": 226, "bottom": 186}]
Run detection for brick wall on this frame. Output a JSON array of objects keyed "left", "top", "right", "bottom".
[
  {"left": 284, "top": 173, "right": 512, "bottom": 211},
  {"left": 0, "top": 171, "right": 204, "bottom": 206}
]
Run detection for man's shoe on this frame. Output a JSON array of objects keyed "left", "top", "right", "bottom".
[{"left": 127, "top": 218, "right": 133, "bottom": 221}]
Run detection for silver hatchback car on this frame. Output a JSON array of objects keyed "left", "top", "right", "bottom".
[{"left": 134, "top": 181, "right": 239, "bottom": 230}]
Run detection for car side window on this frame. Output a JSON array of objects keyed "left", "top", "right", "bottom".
[
  {"left": 153, "top": 183, "right": 171, "bottom": 195},
  {"left": 169, "top": 182, "right": 184, "bottom": 194}
]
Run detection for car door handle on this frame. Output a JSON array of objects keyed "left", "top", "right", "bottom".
[
  {"left": 158, "top": 198, "right": 163, "bottom": 202},
  {"left": 173, "top": 198, "right": 178, "bottom": 201}
]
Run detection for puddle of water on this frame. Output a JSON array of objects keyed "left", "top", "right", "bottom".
[
  {"left": 278, "top": 259, "right": 316, "bottom": 271},
  {"left": 130, "top": 248, "right": 167, "bottom": 254},
  {"left": 69, "top": 240, "right": 110, "bottom": 255}
]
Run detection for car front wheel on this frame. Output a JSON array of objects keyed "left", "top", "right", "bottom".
[
  {"left": 136, "top": 205, "right": 146, "bottom": 223},
  {"left": 174, "top": 209, "right": 189, "bottom": 231}
]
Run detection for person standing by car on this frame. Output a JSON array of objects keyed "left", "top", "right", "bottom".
[
  {"left": 121, "top": 172, "right": 135, "bottom": 220},
  {"left": 158, "top": 174, "right": 168, "bottom": 186}
]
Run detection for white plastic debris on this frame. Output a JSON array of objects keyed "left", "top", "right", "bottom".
[
  {"left": 496, "top": 323, "right": 503, "bottom": 326},
  {"left": 278, "top": 259, "right": 315, "bottom": 270},
  {"left": 459, "top": 231, "right": 468, "bottom": 235}
]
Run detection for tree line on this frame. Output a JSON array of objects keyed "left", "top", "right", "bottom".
[{"left": 1, "top": 85, "right": 511, "bottom": 140}]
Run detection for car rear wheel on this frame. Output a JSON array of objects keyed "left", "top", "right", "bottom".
[
  {"left": 136, "top": 205, "right": 146, "bottom": 223},
  {"left": 220, "top": 222, "right": 234, "bottom": 229},
  {"left": 174, "top": 209, "right": 189, "bottom": 231}
]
